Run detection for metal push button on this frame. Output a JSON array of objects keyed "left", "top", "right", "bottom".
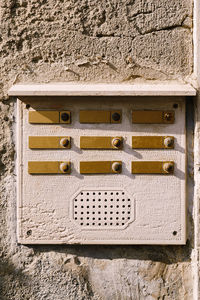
[
  {"left": 111, "top": 138, "right": 122, "bottom": 149},
  {"left": 111, "top": 162, "right": 122, "bottom": 173},
  {"left": 162, "top": 162, "right": 174, "bottom": 174},
  {"left": 59, "top": 111, "right": 71, "bottom": 123},
  {"left": 60, "top": 137, "right": 70, "bottom": 148},
  {"left": 111, "top": 112, "right": 121, "bottom": 122},
  {"left": 60, "top": 112, "right": 70, "bottom": 122},
  {"left": 163, "top": 137, "right": 174, "bottom": 148},
  {"left": 59, "top": 162, "right": 70, "bottom": 173}
]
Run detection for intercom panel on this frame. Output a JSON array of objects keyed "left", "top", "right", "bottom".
[{"left": 17, "top": 96, "right": 186, "bottom": 244}]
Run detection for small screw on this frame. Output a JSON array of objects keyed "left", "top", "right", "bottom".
[
  {"left": 27, "top": 230, "right": 32, "bottom": 236},
  {"left": 26, "top": 104, "right": 30, "bottom": 109},
  {"left": 112, "top": 112, "right": 121, "bottom": 122},
  {"left": 173, "top": 231, "right": 177, "bottom": 236},
  {"left": 61, "top": 112, "right": 70, "bottom": 122},
  {"left": 112, "top": 138, "right": 122, "bottom": 148},
  {"left": 112, "top": 162, "right": 121, "bottom": 173}
]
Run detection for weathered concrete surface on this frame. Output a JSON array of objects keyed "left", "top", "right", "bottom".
[
  {"left": 0, "top": 0, "right": 193, "bottom": 98},
  {"left": 0, "top": 0, "right": 195, "bottom": 299}
]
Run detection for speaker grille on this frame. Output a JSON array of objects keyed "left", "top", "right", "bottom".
[{"left": 73, "top": 190, "right": 133, "bottom": 229}]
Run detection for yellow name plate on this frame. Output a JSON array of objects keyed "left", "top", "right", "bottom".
[
  {"left": 132, "top": 111, "right": 175, "bottom": 124},
  {"left": 132, "top": 136, "right": 174, "bottom": 149},
  {"left": 80, "top": 136, "right": 123, "bottom": 149},
  {"left": 29, "top": 136, "right": 71, "bottom": 149},
  {"left": 29, "top": 111, "right": 71, "bottom": 124},
  {"left": 132, "top": 161, "right": 174, "bottom": 174},
  {"left": 79, "top": 110, "right": 122, "bottom": 123},
  {"left": 28, "top": 161, "right": 71, "bottom": 174},
  {"left": 80, "top": 161, "right": 122, "bottom": 174}
]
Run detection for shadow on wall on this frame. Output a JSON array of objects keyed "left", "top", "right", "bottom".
[
  {"left": 0, "top": 254, "right": 96, "bottom": 300},
  {"left": 29, "top": 241, "right": 192, "bottom": 264},
  {"left": 0, "top": 258, "right": 31, "bottom": 300}
]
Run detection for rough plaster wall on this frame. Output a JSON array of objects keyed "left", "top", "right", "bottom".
[
  {"left": 0, "top": 0, "right": 194, "bottom": 97},
  {"left": 0, "top": 0, "right": 195, "bottom": 299}
]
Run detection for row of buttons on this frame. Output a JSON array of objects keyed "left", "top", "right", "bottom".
[
  {"left": 28, "top": 161, "right": 174, "bottom": 175},
  {"left": 28, "top": 136, "right": 174, "bottom": 149},
  {"left": 28, "top": 110, "right": 175, "bottom": 124}
]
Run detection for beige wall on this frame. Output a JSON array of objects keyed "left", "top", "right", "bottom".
[{"left": 0, "top": 0, "right": 196, "bottom": 299}]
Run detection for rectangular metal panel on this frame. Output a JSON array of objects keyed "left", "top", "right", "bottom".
[
  {"left": 79, "top": 110, "right": 122, "bottom": 123},
  {"left": 80, "top": 161, "right": 122, "bottom": 174},
  {"left": 29, "top": 111, "right": 71, "bottom": 124},
  {"left": 28, "top": 161, "right": 71, "bottom": 174},
  {"left": 131, "top": 161, "right": 174, "bottom": 174},
  {"left": 17, "top": 97, "right": 186, "bottom": 245},
  {"left": 132, "top": 136, "right": 174, "bottom": 149},
  {"left": 80, "top": 110, "right": 110, "bottom": 123},
  {"left": 29, "top": 111, "right": 59, "bottom": 123},
  {"left": 132, "top": 111, "right": 175, "bottom": 124},
  {"left": 29, "top": 136, "right": 71, "bottom": 149},
  {"left": 80, "top": 136, "right": 123, "bottom": 149}
]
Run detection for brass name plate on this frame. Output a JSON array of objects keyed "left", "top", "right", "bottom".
[
  {"left": 80, "top": 136, "right": 123, "bottom": 149},
  {"left": 132, "top": 111, "right": 175, "bottom": 124},
  {"left": 29, "top": 136, "right": 71, "bottom": 149},
  {"left": 132, "top": 161, "right": 174, "bottom": 174},
  {"left": 28, "top": 161, "right": 71, "bottom": 174},
  {"left": 132, "top": 136, "right": 174, "bottom": 149},
  {"left": 29, "top": 111, "right": 71, "bottom": 124},
  {"left": 80, "top": 161, "right": 122, "bottom": 174},
  {"left": 79, "top": 110, "right": 122, "bottom": 123}
]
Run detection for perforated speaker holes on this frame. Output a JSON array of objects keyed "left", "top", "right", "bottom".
[{"left": 73, "top": 190, "right": 133, "bottom": 229}]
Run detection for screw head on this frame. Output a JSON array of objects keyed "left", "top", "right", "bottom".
[
  {"left": 173, "top": 103, "right": 178, "bottom": 109},
  {"left": 61, "top": 112, "right": 69, "bottom": 122},
  {"left": 26, "top": 229, "right": 32, "bottom": 236},
  {"left": 112, "top": 112, "right": 121, "bottom": 122},
  {"left": 163, "top": 162, "right": 174, "bottom": 173},
  {"left": 164, "top": 137, "right": 174, "bottom": 148},
  {"left": 60, "top": 162, "right": 69, "bottom": 173},
  {"left": 112, "top": 138, "right": 121, "bottom": 148},
  {"left": 60, "top": 138, "right": 69, "bottom": 148},
  {"left": 112, "top": 162, "right": 121, "bottom": 173}
]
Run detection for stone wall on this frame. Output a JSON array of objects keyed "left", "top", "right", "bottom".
[{"left": 0, "top": 1, "right": 195, "bottom": 299}]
